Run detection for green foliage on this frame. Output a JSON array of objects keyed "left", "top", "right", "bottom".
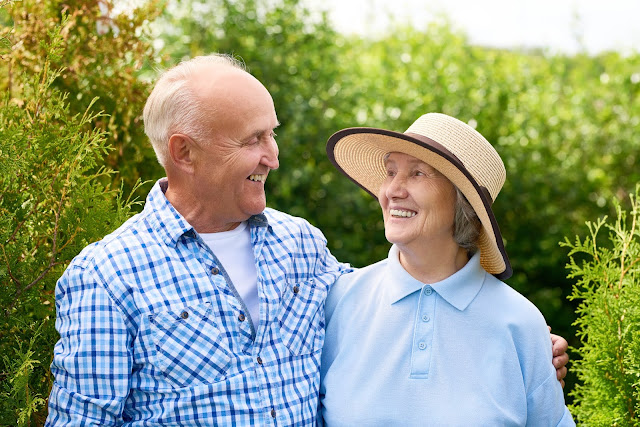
[
  {"left": 1, "top": 322, "right": 48, "bottom": 427},
  {"left": 0, "top": 8, "right": 146, "bottom": 424},
  {"left": 0, "top": 0, "right": 164, "bottom": 191},
  {"left": 562, "top": 185, "right": 640, "bottom": 425}
]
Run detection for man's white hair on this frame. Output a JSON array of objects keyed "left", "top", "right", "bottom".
[{"left": 143, "top": 54, "right": 246, "bottom": 167}]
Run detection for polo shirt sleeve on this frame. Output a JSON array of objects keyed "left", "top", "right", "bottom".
[
  {"left": 46, "top": 263, "right": 133, "bottom": 426},
  {"left": 526, "top": 373, "right": 575, "bottom": 425},
  {"left": 514, "top": 301, "right": 575, "bottom": 426}
]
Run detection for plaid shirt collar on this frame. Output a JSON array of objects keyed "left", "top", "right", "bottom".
[{"left": 146, "top": 178, "right": 269, "bottom": 247}]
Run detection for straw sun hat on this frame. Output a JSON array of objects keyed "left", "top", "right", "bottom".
[{"left": 326, "top": 113, "right": 512, "bottom": 280}]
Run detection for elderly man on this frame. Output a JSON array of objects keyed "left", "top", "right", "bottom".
[
  {"left": 46, "top": 54, "right": 568, "bottom": 426},
  {"left": 46, "top": 54, "right": 347, "bottom": 426}
]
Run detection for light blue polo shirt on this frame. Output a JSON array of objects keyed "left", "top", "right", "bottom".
[{"left": 319, "top": 246, "right": 574, "bottom": 426}]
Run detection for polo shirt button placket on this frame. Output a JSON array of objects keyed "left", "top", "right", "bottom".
[
  {"left": 270, "top": 408, "right": 276, "bottom": 419},
  {"left": 211, "top": 267, "right": 220, "bottom": 275}
]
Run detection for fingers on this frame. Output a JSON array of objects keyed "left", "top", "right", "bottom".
[
  {"left": 549, "top": 327, "right": 569, "bottom": 389},
  {"left": 550, "top": 333, "right": 569, "bottom": 357},
  {"left": 555, "top": 364, "right": 568, "bottom": 380},
  {"left": 553, "top": 353, "right": 569, "bottom": 372}
]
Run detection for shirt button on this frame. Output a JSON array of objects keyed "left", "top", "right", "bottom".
[
  {"left": 293, "top": 285, "right": 299, "bottom": 294},
  {"left": 211, "top": 267, "right": 220, "bottom": 275},
  {"left": 418, "top": 342, "right": 427, "bottom": 350},
  {"left": 180, "top": 311, "right": 189, "bottom": 319},
  {"left": 423, "top": 287, "right": 432, "bottom": 296},
  {"left": 257, "top": 356, "right": 263, "bottom": 365},
  {"left": 238, "top": 313, "right": 246, "bottom": 322},
  {"left": 270, "top": 408, "right": 276, "bottom": 418},
  {"left": 422, "top": 315, "right": 430, "bottom": 322}
]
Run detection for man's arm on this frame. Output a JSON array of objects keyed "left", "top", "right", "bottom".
[
  {"left": 46, "top": 264, "right": 133, "bottom": 426},
  {"left": 550, "top": 329, "right": 569, "bottom": 388}
]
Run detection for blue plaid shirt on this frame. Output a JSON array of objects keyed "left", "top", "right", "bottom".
[{"left": 46, "top": 179, "right": 349, "bottom": 426}]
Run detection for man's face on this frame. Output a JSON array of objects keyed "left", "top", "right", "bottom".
[{"left": 190, "top": 68, "right": 280, "bottom": 231}]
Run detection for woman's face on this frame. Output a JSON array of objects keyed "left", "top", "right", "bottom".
[{"left": 378, "top": 152, "right": 458, "bottom": 251}]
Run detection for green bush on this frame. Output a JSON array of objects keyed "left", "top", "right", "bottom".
[
  {"left": 0, "top": 11, "right": 143, "bottom": 425},
  {"left": 0, "top": 0, "right": 163, "bottom": 192},
  {"left": 563, "top": 185, "right": 640, "bottom": 425}
]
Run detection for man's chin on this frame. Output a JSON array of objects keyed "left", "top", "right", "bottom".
[{"left": 245, "top": 201, "right": 267, "bottom": 217}]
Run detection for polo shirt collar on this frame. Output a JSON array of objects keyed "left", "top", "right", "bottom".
[
  {"left": 387, "top": 245, "right": 425, "bottom": 303},
  {"left": 387, "top": 245, "right": 486, "bottom": 311}
]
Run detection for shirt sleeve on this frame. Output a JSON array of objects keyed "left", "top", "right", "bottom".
[
  {"left": 526, "top": 372, "right": 575, "bottom": 426},
  {"left": 518, "top": 312, "right": 575, "bottom": 426},
  {"left": 300, "top": 219, "right": 351, "bottom": 288},
  {"left": 46, "top": 263, "right": 133, "bottom": 426}
]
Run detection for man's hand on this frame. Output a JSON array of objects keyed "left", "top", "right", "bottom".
[{"left": 549, "top": 327, "right": 569, "bottom": 388}]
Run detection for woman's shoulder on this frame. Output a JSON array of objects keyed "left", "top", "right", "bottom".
[
  {"left": 333, "top": 258, "right": 387, "bottom": 290},
  {"left": 479, "top": 275, "right": 547, "bottom": 329},
  {"left": 325, "top": 258, "right": 388, "bottom": 316}
]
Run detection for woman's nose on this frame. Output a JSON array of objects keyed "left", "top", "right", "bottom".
[{"left": 385, "top": 175, "right": 408, "bottom": 199}]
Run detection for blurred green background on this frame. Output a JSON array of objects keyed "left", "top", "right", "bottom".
[{"left": 1, "top": 0, "right": 639, "bottom": 424}]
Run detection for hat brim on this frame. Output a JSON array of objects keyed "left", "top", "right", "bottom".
[{"left": 327, "top": 127, "right": 512, "bottom": 280}]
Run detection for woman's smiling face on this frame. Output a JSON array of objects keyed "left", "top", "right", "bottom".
[{"left": 378, "top": 152, "right": 458, "bottom": 251}]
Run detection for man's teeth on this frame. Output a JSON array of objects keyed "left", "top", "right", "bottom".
[
  {"left": 390, "top": 209, "right": 416, "bottom": 218},
  {"left": 248, "top": 174, "right": 266, "bottom": 183}
]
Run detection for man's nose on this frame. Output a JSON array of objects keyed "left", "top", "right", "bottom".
[{"left": 264, "top": 137, "right": 279, "bottom": 170}]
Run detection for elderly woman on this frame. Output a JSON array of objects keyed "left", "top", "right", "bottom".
[{"left": 319, "top": 113, "right": 574, "bottom": 425}]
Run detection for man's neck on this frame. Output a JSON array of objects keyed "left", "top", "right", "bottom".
[{"left": 164, "top": 180, "right": 241, "bottom": 233}]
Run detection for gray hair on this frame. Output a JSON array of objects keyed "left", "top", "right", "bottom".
[
  {"left": 143, "top": 54, "right": 246, "bottom": 167},
  {"left": 454, "top": 187, "right": 481, "bottom": 254}
]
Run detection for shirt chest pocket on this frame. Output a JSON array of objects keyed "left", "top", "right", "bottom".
[
  {"left": 278, "top": 278, "right": 328, "bottom": 356},
  {"left": 150, "top": 302, "right": 231, "bottom": 389}
]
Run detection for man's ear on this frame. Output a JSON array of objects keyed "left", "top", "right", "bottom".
[{"left": 168, "top": 134, "right": 197, "bottom": 174}]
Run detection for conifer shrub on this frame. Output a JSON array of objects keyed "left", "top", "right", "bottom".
[
  {"left": 563, "top": 185, "right": 640, "bottom": 426},
  {"left": 0, "top": 13, "right": 143, "bottom": 426}
]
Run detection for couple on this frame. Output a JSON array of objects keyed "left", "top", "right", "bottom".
[{"left": 46, "top": 54, "right": 572, "bottom": 425}]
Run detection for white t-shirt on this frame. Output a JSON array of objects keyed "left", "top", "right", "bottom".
[{"left": 200, "top": 221, "right": 259, "bottom": 326}]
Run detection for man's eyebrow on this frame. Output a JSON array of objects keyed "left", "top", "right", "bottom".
[{"left": 243, "top": 123, "right": 280, "bottom": 141}]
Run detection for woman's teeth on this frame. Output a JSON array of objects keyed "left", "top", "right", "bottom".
[{"left": 390, "top": 209, "right": 416, "bottom": 218}]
